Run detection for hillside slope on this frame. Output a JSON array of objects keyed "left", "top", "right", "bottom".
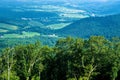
[{"left": 56, "top": 14, "right": 120, "bottom": 38}]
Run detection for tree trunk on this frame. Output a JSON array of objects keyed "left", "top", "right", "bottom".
[
  {"left": 8, "top": 68, "right": 10, "bottom": 80},
  {"left": 87, "top": 65, "right": 97, "bottom": 80},
  {"left": 26, "top": 76, "right": 30, "bottom": 80},
  {"left": 7, "top": 52, "right": 10, "bottom": 80}
]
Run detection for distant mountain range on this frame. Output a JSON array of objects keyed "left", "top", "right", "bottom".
[{"left": 56, "top": 14, "right": 120, "bottom": 38}]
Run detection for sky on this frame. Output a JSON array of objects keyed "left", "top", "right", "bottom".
[
  {"left": 0, "top": 0, "right": 120, "bottom": 4},
  {"left": 83, "top": 0, "right": 108, "bottom": 2},
  {"left": 1, "top": 0, "right": 119, "bottom": 2}
]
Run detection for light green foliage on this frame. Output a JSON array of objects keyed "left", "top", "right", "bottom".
[{"left": 0, "top": 71, "right": 19, "bottom": 80}]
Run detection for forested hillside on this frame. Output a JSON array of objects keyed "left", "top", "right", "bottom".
[
  {"left": 0, "top": 36, "right": 120, "bottom": 80},
  {"left": 57, "top": 14, "right": 120, "bottom": 38}
]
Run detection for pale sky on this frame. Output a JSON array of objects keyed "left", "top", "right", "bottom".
[{"left": 1, "top": 0, "right": 120, "bottom": 3}]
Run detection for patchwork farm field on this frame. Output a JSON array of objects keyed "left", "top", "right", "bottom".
[{"left": 0, "top": 23, "right": 18, "bottom": 31}]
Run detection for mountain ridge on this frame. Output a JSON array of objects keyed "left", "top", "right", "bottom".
[{"left": 56, "top": 13, "right": 120, "bottom": 38}]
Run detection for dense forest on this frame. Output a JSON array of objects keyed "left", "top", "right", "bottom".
[
  {"left": 57, "top": 14, "right": 120, "bottom": 38},
  {"left": 0, "top": 36, "right": 120, "bottom": 80}
]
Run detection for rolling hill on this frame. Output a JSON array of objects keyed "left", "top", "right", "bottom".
[{"left": 56, "top": 14, "right": 120, "bottom": 38}]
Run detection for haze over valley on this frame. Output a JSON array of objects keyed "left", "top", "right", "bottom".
[{"left": 0, "top": 0, "right": 120, "bottom": 48}]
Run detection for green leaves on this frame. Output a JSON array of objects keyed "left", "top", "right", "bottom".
[{"left": 0, "top": 36, "right": 120, "bottom": 80}]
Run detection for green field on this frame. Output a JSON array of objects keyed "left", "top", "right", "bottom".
[
  {"left": 2, "top": 31, "right": 40, "bottom": 38},
  {"left": 28, "top": 21, "right": 44, "bottom": 28},
  {"left": 46, "top": 23, "right": 71, "bottom": 29},
  {"left": 0, "top": 23, "right": 18, "bottom": 30},
  {"left": 0, "top": 29, "right": 8, "bottom": 32}
]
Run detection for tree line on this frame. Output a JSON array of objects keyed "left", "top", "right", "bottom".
[{"left": 0, "top": 36, "right": 120, "bottom": 80}]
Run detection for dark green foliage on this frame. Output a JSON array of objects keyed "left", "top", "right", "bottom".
[
  {"left": 0, "top": 36, "right": 120, "bottom": 80},
  {"left": 57, "top": 14, "right": 120, "bottom": 38}
]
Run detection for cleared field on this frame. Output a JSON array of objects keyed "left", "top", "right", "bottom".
[
  {"left": 23, "top": 5, "right": 89, "bottom": 19},
  {"left": 0, "top": 29, "right": 8, "bottom": 32},
  {"left": 59, "top": 13, "right": 89, "bottom": 18},
  {"left": 46, "top": 23, "right": 71, "bottom": 29},
  {"left": 22, "top": 31, "right": 40, "bottom": 37},
  {"left": 2, "top": 31, "right": 40, "bottom": 38},
  {"left": 40, "top": 5, "right": 86, "bottom": 13},
  {"left": 0, "top": 23, "right": 18, "bottom": 30},
  {"left": 28, "top": 21, "right": 44, "bottom": 28}
]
